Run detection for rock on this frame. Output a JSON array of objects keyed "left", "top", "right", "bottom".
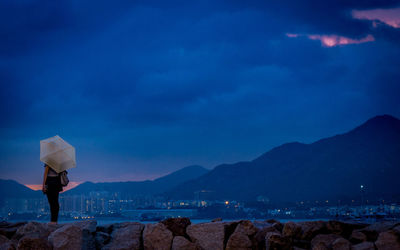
[
  {"left": 17, "top": 236, "right": 51, "bottom": 250},
  {"left": 292, "top": 239, "right": 310, "bottom": 249},
  {"left": 272, "top": 222, "right": 284, "bottom": 233},
  {"left": 265, "top": 219, "right": 279, "bottom": 224},
  {"left": 226, "top": 231, "right": 252, "bottom": 250},
  {"left": 310, "top": 234, "right": 341, "bottom": 249},
  {"left": 293, "top": 247, "right": 307, "bottom": 250},
  {"left": 95, "top": 232, "right": 110, "bottom": 249},
  {"left": 48, "top": 224, "right": 82, "bottom": 250},
  {"left": 172, "top": 236, "right": 199, "bottom": 250},
  {"left": 48, "top": 222, "right": 96, "bottom": 250},
  {"left": 0, "top": 235, "right": 10, "bottom": 245},
  {"left": 102, "top": 222, "right": 144, "bottom": 250},
  {"left": 0, "top": 234, "right": 15, "bottom": 250},
  {"left": 265, "top": 231, "right": 291, "bottom": 250},
  {"left": 393, "top": 225, "right": 400, "bottom": 235},
  {"left": 0, "top": 222, "right": 26, "bottom": 239},
  {"left": 187, "top": 221, "right": 235, "bottom": 250},
  {"left": 13, "top": 222, "right": 52, "bottom": 241},
  {"left": 73, "top": 220, "right": 97, "bottom": 234},
  {"left": 297, "top": 221, "right": 327, "bottom": 241},
  {"left": 352, "top": 241, "right": 376, "bottom": 250},
  {"left": 225, "top": 221, "right": 257, "bottom": 250},
  {"left": 212, "top": 218, "right": 223, "bottom": 222},
  {"left": 350, "top": 231, "right": 367, "bottom": 244},
  {"left": 0, "top": 242, "right": 15, "bottom": 250},
  {"left": 13, "top": 222, "right": 58, "bottom": 250},
  {"left": 96, "top": 224, "right": 113, "bottom": 234},
  {"left": 226, "top": 220, "right": 258, "bottom": 250},
  {"left": 359, "top": 221, "right": 400, "bottom": 242},
  {"left": 254, "top": 225, "right": 280, "bottom": 250},
  {"left": 235, "top": 220, "right": 258, "bottom": 236},
  {"left": 326, "top": 221, "right": 367, "bottom": 238},
  {"left": 161, "top": 217, "right": 191, "bottom": 237},
  {"left": 331, "top": 237, "right": 351, "bottom": 250},
  {"left": 375, "top": 231, "right": 400, "bottom": 250},
  {"left": 282, "top": 221, "right": 302, "bottom": 238},
  {"left": 253, "top": 221, "right": 273, "bottom": 229},
  {"left": 143, "top": 223, "right": 173, "bottom": 250}
]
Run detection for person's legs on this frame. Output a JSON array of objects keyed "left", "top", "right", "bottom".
[{"left": 46, "top": 190, "right": 60, "bottom": 222}]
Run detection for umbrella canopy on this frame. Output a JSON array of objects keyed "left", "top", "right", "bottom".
[{"left": 40, "top": 135, "right": 76, "bottom": 173}]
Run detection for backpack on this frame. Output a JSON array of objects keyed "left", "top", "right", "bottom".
[{"left": 59, "top": 171, "right": 69, "bottom": 187}]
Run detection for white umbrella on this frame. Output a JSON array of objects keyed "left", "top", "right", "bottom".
[{"left": 40, "top": 135, "right": 76, "bottom": 173}]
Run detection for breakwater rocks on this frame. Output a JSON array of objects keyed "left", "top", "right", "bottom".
[{"left": 1, "top": 218, "right": 400, "bottom": 250}]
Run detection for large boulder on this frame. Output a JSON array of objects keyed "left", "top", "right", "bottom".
[
  {"left": 95, "top": 232, "right": 110, "bottom": 249},
  {"left": 161, "top": 217, "right": 191, "bottom": 237},
  {"left": 172, "top": 236, "right": 199, "bottom": 250},
  {"left": 17, "top": 236, "right": 51, "bottom": 250},
  {"left": 297, "top": 221, "right": 327, "bottom": 241},
  {"left": 187, "top": 221, "right": 238, "bottom": 250},
  {"left": 393, "top": 225, "right": 400, "bottom": 235},
  {"left": 0, "top": 234, "right": 15, "bottom": 250},
  {"left": 350, "top": 230, "right": 367, "bottom": 244},
  {"left": 352, "top": 241, "right": 376, "bottom": 250},
  {"left": 374, "top": 231, "right": 400, "bottom": 250},
  {"left": 254, "top": 225, "right": 280, "bottom": 250},
  {"left": 13, "top": 221, "right": 60, "bottom": 250},
  {"left": 331, "top": 237, "right": 351, "bottom": 250},
  {"left": 253, "top": 221, "right": 273, "bottom": 229},
  {"left": 282, "top": 222, "right": 302, "bottom": 239},
  {"left": 226, "top": 220, "right": 258, "bottom": 250},
  {"left": 358, "top": 221, "right": 400, "bottom": 242},
  {"left": 49, "top": 224, "right": 84, "bottom": 250},
  {"left": 0, "top": 222, "right": 26, "bottom": 239},
  {"left": 48, "top": 222, "right": 96, "bottom": 250},
  {"left": 143, "top": 223, "right": 173, "bottom": 250},
  {"left": 102, "top": 222, "right": 144, "bottom": 250},
  {"left": 226, "top": 231, "right": 252, "bottom": 250},
  {"left": 265, "top": 231, "right": 291, "bottom": 250},
  {"left": 326, "top": 221, "right": 367, "bottom": 238},
  {"left": 310, "top": 234, "right": 341, "bottom": 249},
  {"left": 96, "top": 224, "right": 113, "bottom": 235},
  {"left": 13, "top": 222, "right": 54, "bottom": 241}
]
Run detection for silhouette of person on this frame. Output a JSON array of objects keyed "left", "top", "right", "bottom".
[{"left": 42, "top": 164, "right": 62, "bottom": 224}]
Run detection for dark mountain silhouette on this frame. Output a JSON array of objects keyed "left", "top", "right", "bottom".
[
  {"left": 65, "top": 165, "right": 209, "bottom": 196},
  {"left": 167, "top": 115, "right": 400, "bottom": 202},
  {"left": 0, "top": 179, "right": 41, "bottom": 205}
]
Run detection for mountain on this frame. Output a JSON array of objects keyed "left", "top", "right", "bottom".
[
  {"left": 0, "top": 179, "right": 42, "bottom": 205},
  {"left": 168, "top": 115, "right": 400, "bottom": 202},
  {"left": 65, "top": 165, "right": 209, "bottom": 196}
]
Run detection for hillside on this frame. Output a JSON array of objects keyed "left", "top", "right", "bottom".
[
  {"left": 167, "top": 115, "right": 400, "bottom": 202},
  {"left": 65, "top": 165, "right": 209, "bottom": 196},
  {"left": 0, "top": 179, "right": 41, "bottom": 205}
]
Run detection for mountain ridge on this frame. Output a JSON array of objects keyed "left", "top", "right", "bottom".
[{"left": 167, "top": 114, "right": 400, "bottom": 202}]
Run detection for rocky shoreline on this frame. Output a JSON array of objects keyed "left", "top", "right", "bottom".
[{"left": 1, "top": 218, "right": 400, "bottom": 250}]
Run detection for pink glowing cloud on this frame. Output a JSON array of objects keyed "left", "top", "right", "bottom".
[
  {"left": 352, "top": 8, "right": 400, "bottom": 28},
  {"left": 308, "top": 34, "right": 374, "bottom": 47},
  {"left": 286, "top": 33, "right": 375, "bottom": 47}
]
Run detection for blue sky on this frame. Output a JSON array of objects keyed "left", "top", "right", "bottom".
[{"left": 1, "top": 0, "right": 399, "bottom": 185}]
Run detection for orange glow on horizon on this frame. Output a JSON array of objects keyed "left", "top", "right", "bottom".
[{"left": 25, "top": 181, "right": 82, "bottom": 192}]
